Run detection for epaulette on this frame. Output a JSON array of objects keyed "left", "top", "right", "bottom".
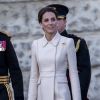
[{"left": 0, "top": 30, "right": 12, "bottom": 38}]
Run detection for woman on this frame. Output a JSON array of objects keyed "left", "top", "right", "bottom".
[
  {"left": 28, "top": 7, "right": 81, "bottom": 100},
  {"left": 0, "top": 31, "right": 24, "bottom": 100}
]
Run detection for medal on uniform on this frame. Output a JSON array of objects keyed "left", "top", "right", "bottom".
[
  {"left": 0, "top": 41, "right": 6, "bottom": 51},
  {"left": 62, "top": 43, "right": 66, "bottom": 46}
]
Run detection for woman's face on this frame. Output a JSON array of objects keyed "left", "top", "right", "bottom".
[{"left": 40, "top": 12, "right": 57, "bottom": 34}]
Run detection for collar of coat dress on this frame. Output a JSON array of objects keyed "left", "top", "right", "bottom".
[{"left": 42, "top": 32, "right": 61, "bottom": 47}]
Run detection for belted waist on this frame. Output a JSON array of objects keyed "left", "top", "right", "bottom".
[
  {"left": 0, "top": 76, "right": 10, "bottom": 84},
  {"left": 40, "top": 71, "right": 66, "bottom": 77}
]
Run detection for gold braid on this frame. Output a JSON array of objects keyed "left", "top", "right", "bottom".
[{"left": 0, "top": 76, "right": 13, "bottom": 100}]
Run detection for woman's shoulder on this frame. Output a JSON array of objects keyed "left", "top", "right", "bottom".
[
  {"left": 32, "top": 37, "right": 43, "bottom": 47},
  {"left": 61, "top": 35, "right": 74, "bottom": 43},
  {"left": 32, "top": 39, "right": 37, "bottom": 47}
]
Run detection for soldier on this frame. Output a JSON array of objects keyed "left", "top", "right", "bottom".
[
  {"left": 0, "top": 31, "right": 24, "bottom": 100},
  {"left": 47, "top": 4, "right": 91, "bottom": 100}
]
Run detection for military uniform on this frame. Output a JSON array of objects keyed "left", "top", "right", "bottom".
[
  {"left": 0, "top": 32, "right": 24, "bottom": 100},
  {"left": 47, "top": 4, "right": 91, "bottom": 100},
  {"left": 61, "top": 30, "right": 91, "bottom": 100}
]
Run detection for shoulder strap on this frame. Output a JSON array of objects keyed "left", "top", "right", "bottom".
[{"left": 76, "top": 39, "right": 81, "bottom": 52}]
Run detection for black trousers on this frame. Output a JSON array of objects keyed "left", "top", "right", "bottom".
[{"left": 0, "top": 85, "right": 9, "bottom": 100}]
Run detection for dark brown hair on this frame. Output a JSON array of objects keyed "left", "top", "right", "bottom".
[{"left": 38, "top": 7, "right": 57, "bottom": 23}]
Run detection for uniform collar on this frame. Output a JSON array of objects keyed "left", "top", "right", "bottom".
[
  {"left": 60, "top": 30, "right": 68, "bottom": 36},
  {"left": 42, "top": 32, "right": 61, "bottom": 47}
]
